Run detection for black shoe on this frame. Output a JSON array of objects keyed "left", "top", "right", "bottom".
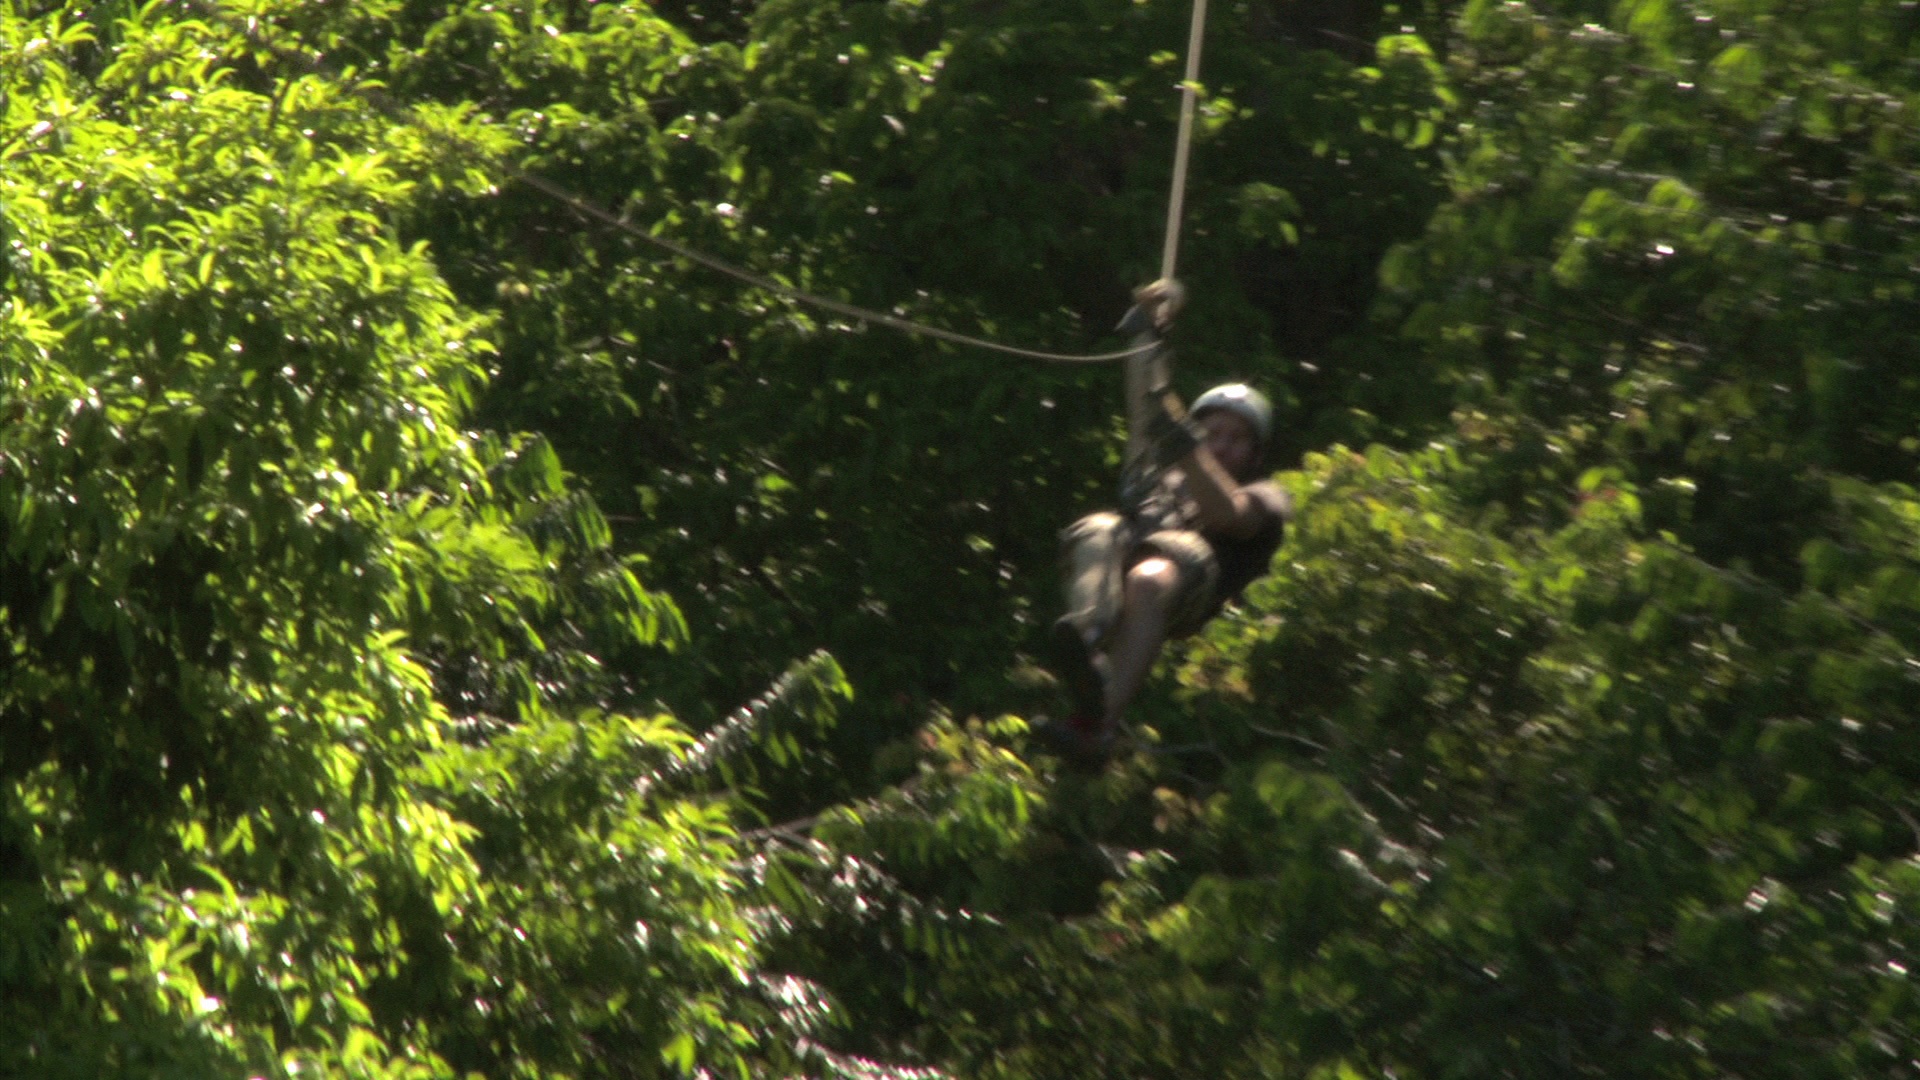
[
  {"left": 1049, "top": 618, "right": 1106, "bottom": 722},
  {"left": 1032, "top": 715, "right": 1119, "bottom": 769}
]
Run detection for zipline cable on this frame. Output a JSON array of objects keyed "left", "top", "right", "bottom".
[
  {"left": 178, "top": 0, "right": 1160, "bottom": 365},
  {"left": 500, "top": 166, "right": 1155, "bottom": 365}
]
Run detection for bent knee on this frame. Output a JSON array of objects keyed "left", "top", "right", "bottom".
[
  {"left": 1063, "top": 511, "right": 1125, "bottom": 544},
  {"left": 1126, "top": 556, "right": 1180, "bottom": 600}
]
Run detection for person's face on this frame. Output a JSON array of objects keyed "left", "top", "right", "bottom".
[{"left": 1198, "top": 409, "right": 1260, "bottom": 480}]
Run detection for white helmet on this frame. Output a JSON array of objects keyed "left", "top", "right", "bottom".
[{"left": 1190, "top": 383, "right": 1273, "bottom": 445}]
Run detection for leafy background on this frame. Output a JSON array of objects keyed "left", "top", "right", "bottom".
[{"left": 4, "top": 0, "right": 1920, "bottom": 1075}]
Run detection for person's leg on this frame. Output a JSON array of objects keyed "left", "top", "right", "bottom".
[
  {"left": 1100, "top": 556, "right": 1180, "bottom": 725},
  {"left": 1052, "top": 513, "right": 1126, "bottom": 725},
  {"left": 1058, "top": 512, "right": 1127, "bottom": 643}
]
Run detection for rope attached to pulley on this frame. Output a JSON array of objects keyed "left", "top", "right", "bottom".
[
  {"left": 1123, "top": 0, "right": 1211, "bottom": 509},
  {"left": 1160, "top": 0, "right": 1210, "bottom": 283}
]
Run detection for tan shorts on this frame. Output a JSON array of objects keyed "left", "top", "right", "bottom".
[{"left": 1060, "top": 513, "right": 1221, "bottom": 642}]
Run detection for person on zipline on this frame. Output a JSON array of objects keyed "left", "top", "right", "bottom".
[{"left": 1042, "top": 380, "right": 1290, "bottom": 761}]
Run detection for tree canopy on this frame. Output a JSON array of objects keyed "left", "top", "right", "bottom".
[{"left": 4, "top": 0, "right": 1920, "bottom": 1076}]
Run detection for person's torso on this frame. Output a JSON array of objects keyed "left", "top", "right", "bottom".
[{"left": 1135, "top": 472, "right": 1289, "bottom": 604}]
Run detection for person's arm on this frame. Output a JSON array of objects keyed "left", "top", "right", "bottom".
[{"left": 1178, "top": 447, "right": 1269, "bottom": 538}]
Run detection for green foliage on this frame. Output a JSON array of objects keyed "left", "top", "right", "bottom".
[
  {"left": 360, "top": 0, "right": 1451, "bottom": 746},
  {"left": 14, "top": 0, "right": 1920, "bottom": 1076},
  {"left": 0, "top": 5, "right": 866, "bottom": 1077}
]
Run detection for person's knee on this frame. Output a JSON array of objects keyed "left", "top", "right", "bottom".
[
  {"left": 1063, "top": 511, "right": 1124, "bottom": 546},
  {"left": 1126, "top": 557, "right": 1180, "bottom": 606}
]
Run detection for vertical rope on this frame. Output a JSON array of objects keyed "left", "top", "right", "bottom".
[
  {"left": 1160, "top": 0, "right": 1210, "bottom": 282},
  {"left": 1126, "top": 0, "right": 1210, "bottom": 500}
]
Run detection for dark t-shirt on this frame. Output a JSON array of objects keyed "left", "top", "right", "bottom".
[
  {"left": 1203, "top": 480, "right": 1290, "bottom": 609},
  {"left": 1138, "top": 473, "right": 1291, "bottom": 613}
]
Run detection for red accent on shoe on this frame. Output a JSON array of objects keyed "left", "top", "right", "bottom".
[{"left": 1066, "top": 713, "right": 1106, "bottom": 736}]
